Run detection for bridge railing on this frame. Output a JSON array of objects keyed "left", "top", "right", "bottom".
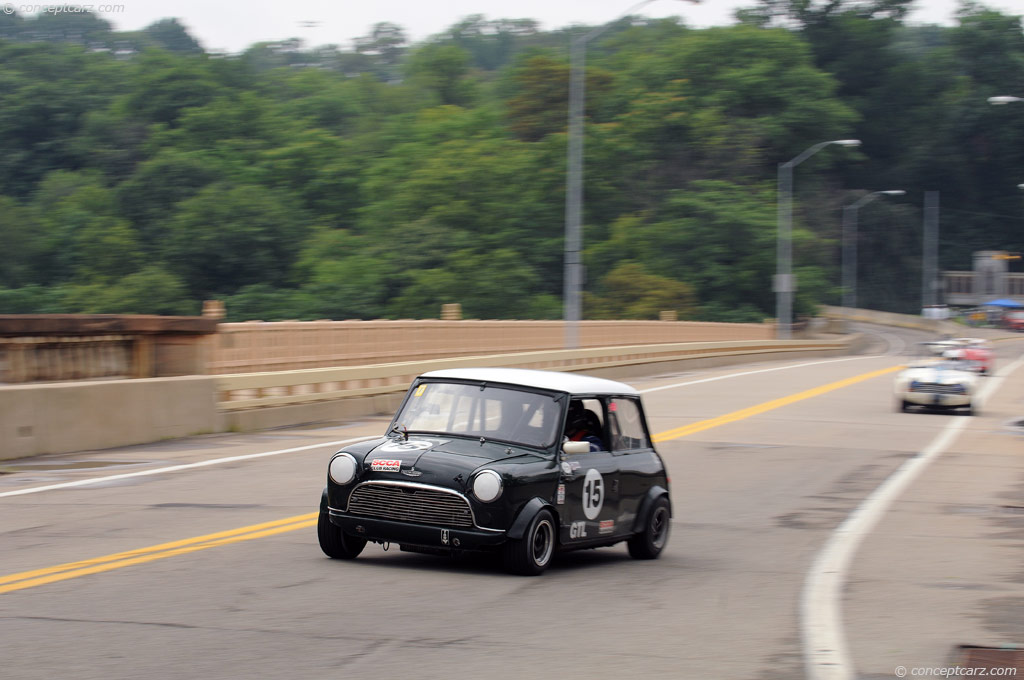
[{"left": 208, "top": 319, "right": 775, "bottom": 374}]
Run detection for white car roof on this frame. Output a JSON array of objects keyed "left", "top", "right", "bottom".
[{"left": 419, "top": 367, "right": 640, "bottom": 396}]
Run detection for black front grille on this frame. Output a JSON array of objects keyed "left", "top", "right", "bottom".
[
  {"left": 348, "top": 483, "right": 474, "bottom": 528},
  {"left": 913, "top": 383, "right": 964, "bottom": 394}
]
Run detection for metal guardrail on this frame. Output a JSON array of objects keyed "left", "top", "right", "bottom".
[{"left": 216, "top": 339, "right": 850, "bottom": 411}]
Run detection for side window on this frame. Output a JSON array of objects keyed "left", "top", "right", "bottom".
[{"left": 608, "top": 398, "right": 650, "bottom": 452}]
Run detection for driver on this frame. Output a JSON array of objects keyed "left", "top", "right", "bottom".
[{"left": 565, "top": 400, "right": 604, "bottom": 451}]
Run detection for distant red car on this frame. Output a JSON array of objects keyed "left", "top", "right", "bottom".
[
  {"left": 1004, "top": 311, "right": 1024, "bottom": 332},
  {"left": 946, "top": 338, "right": 993, "bottom": 375}
]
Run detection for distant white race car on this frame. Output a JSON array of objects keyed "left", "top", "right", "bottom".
[{"left": 894, "top": 356, "right": 979, "bottom": 415}]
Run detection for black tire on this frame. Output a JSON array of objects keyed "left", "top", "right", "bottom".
[
  {"left": 962, "top": 403, "right": 975, "bottom": 417},
  {"left": 318, "top": 510, "right": 367, "bottom": 559},
  {"left": 898, "top": 399, "right": 911, "bottom": 413},
  {"left": 628, "top": 495, "right": 671, "bottom": 560},
  {"left": 502, "top": 509, "right": 556, "bottom": 575}
]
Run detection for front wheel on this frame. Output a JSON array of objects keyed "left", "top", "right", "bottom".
[
  {"left": 318, "top": 510, "right": 367, "bottom": 559},
  {"left": 628, "top": 496, "right": 671, "bottom": 560},
  {"left": 502, "top": 509, "right": 556, "bottom": 575}
]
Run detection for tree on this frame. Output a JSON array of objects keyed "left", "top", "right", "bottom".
[
  {"left": 119, "top": 50, "right": 221, "bottom": 126},
  {"left": 116, "top": 149, "right": 225, "bottom": 247},
  {"left": 405, "top": 44, "right": 477, "bottom": 107},
  {"left": 161, "top": 183, "right": 309, "bottom": 298},
  {"left": 143, "top": 18, "right": 203, "bottom": 54},
  {"left": 0, "top": 196, "right": 43, "bottom": 287},
  {"left": 354, "top": 22, "right": 408, "bottom": 80},
  {"left": 586, "top": 262, "right": 696, "bottom": 319},
  {"left": 58, "top": 265, "right": 194, "bottom": 315},
  {"left": 586, "top": 181, "right": 789, "bottom": 318},
  {"left": 15, "top": 8, "right": 112, "bottom": 44},
  {"left": 32, "top": 170, "right": 143, "bottom": 285},
  {"left": 504, "top": 54, "right": 569, "bottom": 141},
  {"left": 0, "top": 41, "right": 127, "bottom": 196}
]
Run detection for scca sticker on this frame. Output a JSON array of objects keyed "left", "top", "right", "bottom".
[{"left": 370, "top": 459, "right": 402, "bottom": 472}]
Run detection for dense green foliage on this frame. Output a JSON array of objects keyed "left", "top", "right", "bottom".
[{"left": 0, "top": 2, "right": 1022, "bottom": 321}]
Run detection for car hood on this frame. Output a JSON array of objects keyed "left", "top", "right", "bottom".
[
  {"left": 900, "top": 365, "right": 976, "bottom": 383},
  {"left": 354, "top": 435, "right": 547, "bottom": 486}
]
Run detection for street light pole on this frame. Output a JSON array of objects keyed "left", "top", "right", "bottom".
[
  {"left": 841, "top": 190, "right": 905, "bottom": 311},
  {"left": 775, "top": 139, "right": 861, "bottom": 339},
  {"left": 564, "top": 0, "right": 699, "bottom": 349}
]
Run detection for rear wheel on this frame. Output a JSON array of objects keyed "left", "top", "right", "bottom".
[
  {"left": 318, "top": 510, "right": 367, "bottom": 559},
  {"left": 502, "top": 509, "right": 555, "bottom": 575},
  {"left": 628, "top": 496, "right": 671, "bottom": 560}
]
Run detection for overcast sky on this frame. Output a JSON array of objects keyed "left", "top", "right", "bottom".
[{"left": 88, "top": 0, "right": 1024, "bottom": 54}]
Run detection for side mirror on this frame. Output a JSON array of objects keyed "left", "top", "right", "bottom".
[{"left": 562, "top": 441, "right": 590, "bottom": 455}]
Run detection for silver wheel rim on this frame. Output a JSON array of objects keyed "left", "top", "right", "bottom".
[
  {"left": 651, "top": 506, "right": 669, "bottom": 550},
  {"left": 531, "top": 519, "right": 554, "bottom": 567}
]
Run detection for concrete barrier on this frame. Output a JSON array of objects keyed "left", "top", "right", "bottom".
[
  {"left": 820, "top": 305, "right": 955, "bottom": 334},
  {"left": 0, "top": 377, "right": 218, "bottom": 460}
]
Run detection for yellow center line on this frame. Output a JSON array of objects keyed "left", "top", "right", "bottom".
[
  {"left": 1, "top": 363, "right": 902, "bottom": 595},
  {"left": 652, "top": 364, "right": 903, "bottom": 443},
  {"left": 0, "top": 514, "right": 317, "bottom": 595}
]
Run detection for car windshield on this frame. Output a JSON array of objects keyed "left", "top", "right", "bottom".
[
  {"left": 931, "top": 360, "right": 977, "bottom": 373},
  {"left": 393, "top": 381, "right": 562, "bottom": 449}
]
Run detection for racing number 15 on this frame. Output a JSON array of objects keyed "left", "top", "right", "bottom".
[{"left": 584, "top": 477, "right": 603, "bottom": 508}]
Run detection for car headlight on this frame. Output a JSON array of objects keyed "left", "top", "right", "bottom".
[
  {"left": 909, "top": 380, "right": 922, "bottom": 392},
  {"left": 471, "top": 470, "right": 503, "bottom": 503},
  {"left": 329, "top": 453, "right": 358, "bottom": 485}
]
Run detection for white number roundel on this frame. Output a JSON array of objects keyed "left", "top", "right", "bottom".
[{"left": 582, "top": 468, "right": 604, "bottom": 520}]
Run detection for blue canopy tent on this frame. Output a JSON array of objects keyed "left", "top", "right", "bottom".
[{"left": 984, "top": 298, "right": 1023, "bottom": 308}]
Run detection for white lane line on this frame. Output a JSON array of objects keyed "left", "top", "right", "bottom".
[
  {"left": 0, "top": 436, "right": 378, "bottom": 499},
  {"left": 639, "top": 355, "right": 879, "bottom": 394},
  {"left": 801, "top": 351, "right": 1024, "bottom": 680}
]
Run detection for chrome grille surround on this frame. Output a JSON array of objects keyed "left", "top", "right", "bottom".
[
  {"left": 346, "top": 480, "right": 477, "bottom": 528},
  {"left": 912, "top": 383, "right": 965, "bottom": 395}
]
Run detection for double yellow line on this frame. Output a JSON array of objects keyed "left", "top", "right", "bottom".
[
  {"left": 0, "top": 513, "right": 316, "bottom": 595},
  {"left": 0, "top": 363, "right": 903, "bottom": 596}
]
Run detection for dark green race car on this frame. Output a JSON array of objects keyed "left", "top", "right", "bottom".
[{"left": 318, "top": 367, "right": 671, "bottom": 575}]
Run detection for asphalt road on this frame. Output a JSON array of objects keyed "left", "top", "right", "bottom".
[{"left": 2, "top": 325, "right": 1023, "bottom": 680}]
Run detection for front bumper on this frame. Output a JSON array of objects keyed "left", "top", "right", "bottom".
[
  {"left": 902, "top": 392, "right": 971, "bottom": 407},
  {"left": 328, "top": 508, "right": 508, "bottom": 552}
]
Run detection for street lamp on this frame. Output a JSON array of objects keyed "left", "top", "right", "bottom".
[
  {"left": 989, "top": 96, "right": 1023, "bottom": 105},
  {"left": 564, "top": 0, "right": 699, "bottom": 349},
  {"left": 776, "top": 139, "right": 861, "bottom": 339},
  {"left": 841, "top": 190, "right": 905, "bottom": 310}
]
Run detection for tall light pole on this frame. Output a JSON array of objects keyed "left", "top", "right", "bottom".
[
  {"left": 564, "top": 0, "right": 699, "bottom": 349},
  {"left": 841, "top": 190, "right": 905, "bottom": 310},
  {"left": 921, "top": 191, "right": 940, "bottom": 311},
  {"left": 776, "top": 139, "right": 861, "bottom": 339}
]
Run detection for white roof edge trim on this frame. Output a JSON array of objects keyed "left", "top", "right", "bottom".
[{"left": 418, "top": 367, "right": 640, "bottom": 396}]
